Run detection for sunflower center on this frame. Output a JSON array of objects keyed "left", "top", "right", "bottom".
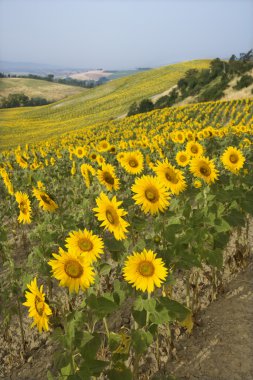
[
  {"left": 145, "top": 187, "right": 159, "bottom": 203},
  {"left": 64, "top": 260, "right": 84, "bottom": 278},
  {"left": 19, "top": 201, "right": 28, "bottom": 214},
  {"left": 138, "top": 261, "right": 155, "bottom": 277},
  {"left": 165, "top": 169, "right": 179, "bottom": 184},
  {"left": 191, "top": 146, "right": 198, "bottom": 154},
  {"left": 78, "top": 149, "right": 82, "bottom": 155},
  {"left": 179, "top": 155, "right": 187, "bottom": 162},
  {"left": 103, "top": 172, "right": 115, "bottom": 185},
  {"left": 41, "top": 195, "right": 51, "bottom": 204},
  {"left": 129, "top": 159, "right": 138, "bottom": 168},
  {"left": 200, "top": 164, "right": 211, "bottom": 177},
  {"left": 35, "top": 296, "right": 45, "bottom": 316},
  {"left": 78, "top": 238, "right": 93, "bottom": 252},
  {"left": 229, "top": 154, "right": 239, "bottom": 164},
  {"left": 106, "top": 207, "right": 119, "bottom": 225}
]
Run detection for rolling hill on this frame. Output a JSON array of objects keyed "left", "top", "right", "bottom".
[
  {"left": 0, "top": 60, "right": 210, "bottom": 150},
  {"left": 0, "top": 78, "right": 86, "bottom": 102}
]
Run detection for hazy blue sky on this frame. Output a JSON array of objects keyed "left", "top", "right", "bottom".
[{"left": 0, "top": 0, "right": 252, "bottom": 69}]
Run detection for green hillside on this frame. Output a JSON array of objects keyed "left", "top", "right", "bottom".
[
  {"left": 0, "top": 60, "right": 210, "bottom": 150},
  {"left": 0, "top": 78, "right": 86, "bottom": 102}
]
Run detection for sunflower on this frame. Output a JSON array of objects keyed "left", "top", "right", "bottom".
[
  {"left": 186, "top": 141, "right": 204, "bottom": 157},
  {"left": 23, "top": 278, "right": 52, "bottom": 332},
  {"left": 93, "top": 192, "right": 129, "bottom": 240},
  {"left": 190, "top": 156, "right": 219, "bottom": 184},
  {"left": 33, "top": 188, "right": 58, "bottom": 212},
  {"left": 132, "top": 175, "right": 170, "bottom": 215},
  {"left": 15, "top": 192, "right": 32, "bottom": 224},
  {"left": 97, "top": 163, "right": 120, "bottom": 191},
  {"left": 153, "top": 160, "right": 187, "bottom": 195},
  {"left": 221, "top": 146, "right": 245, "bottom": 174},
  {"left": 123, "top": 249, "right": 168, "bottom": 293},
  {"left": 16, "top": 154, "right": 29, "bottom": 169},
  {"left": 65, "top": 229, "right": 104, "bottom": 263},
  {"left": 48, "top": 248, "right": 95, "bottom": 293},
  {"left": 75, "top": 146, "right": 86, "bottom": 158},
  {"left": 121, "top": 151, "right": 144, "bottom": 174},
  {"left": 175, "top": 151, "right": 190, "bottom": 167},
  {"left": 80, "top": 163, "right": 96, "bottom": 188},
  {"left": 98, "top": 140, "right": 111, "bottom": 152},
  {"left": 193, "top": 179, "right": 202, "bottom": 188}
]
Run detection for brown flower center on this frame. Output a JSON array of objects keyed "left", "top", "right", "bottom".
[
  {"left": 165, "top": 169, "right": 179, "bottom": 184},
  {"left": 41, "top": 194, "right": 51, "bottom": 205},
  {"left": 200, "top": 164, "right": 211, "bottom": 177},
  {"left": 103, "top": 172, "right": 115, "bottom": 185},
  {"left": 35, "top": 296, "right": 45, "bottom": 316},
  {"left": 191, "top": 145, "right": 198, "bottom": 154},
  {"left": 19, "top": 201, "right": 28, "bottom": 214},
  {"left": 78, "top": 238, "right": 93, "bottom": 252},
  {"left": 129, "top": 159, "right": 138, "bottom": 168},
  {"left": 145, "top": 187, "right": 159, "bottom": 203},
  {"left": 179, "top": 155, "right": 187, "bottom": 162},
  {"left": 64, "top": 260, "right": 84, "bottom": 278},
  {"left": 138, "top": 261, "right": 155, "bottom": 277},
  {"left": 106, "top": 207, "right": 119, "bottom": 225},
  {"left": 229, "top": 154, "right": 239, "bottom": 164}
]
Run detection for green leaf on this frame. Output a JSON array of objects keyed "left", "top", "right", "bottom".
[
  {"left": 107, "top": 365, "right": 133, "bottom": 380},
  {"left": 158, "top": 298, "right": 190, "bottom": 322},
  {"left": 80, "top": 333, "right": 101, "bottom": 361},
  {"left": 132, "top": 310, "right": 147, "bottom": 327},
  {"left": 87, "top": 359, "right": 109, "bottom": 375},
  {"left": 214, "top": 218, "right": 231, "bottom": 233},
  {"left": 87, "top": 294, "right": 118, "bottom": 317},
  {"left": 131, "top": 330, "right": 153, "bottom": 354},
  {"left": 224, "top": 208, "right": 245, "bottom": 227},
  {"left": 149, "top": 307, "right": 170, "bottom": 325}
]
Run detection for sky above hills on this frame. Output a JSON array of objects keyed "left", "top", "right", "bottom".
[{"left": 0, "top": 0, "right": 252, "bottom": 70}]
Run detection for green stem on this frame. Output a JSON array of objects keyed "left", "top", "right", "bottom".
[
  {"left": 103, "top": 317, "right": 110, "bottom": 338},
  {"left": 17, "top": 298, "right": 26, "bottom": 353}
]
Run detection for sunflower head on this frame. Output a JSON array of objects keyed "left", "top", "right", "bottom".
[
  {"left": 121, "top": 151, "right": 144, "bottom": 174},
  {"left": 65, "top": 229, "right": 104, "bottom": 263},
  {"left": 221, "top": 146, "right": 245, "bottom": 174},
  {"left": 176, "top": 151, "right": 190, "bottom": 167},
  {"left": 97, "top": 163, "right": 120, "bottom": 191},
  {"left": 123, "top": 249, "right": 168, "bottom": 293},
  {"left": 190, "top": 156, "right": 219, "bottom": 184},
  {"left": 15, "top": 191, "right": 32, "bottom": 224}
]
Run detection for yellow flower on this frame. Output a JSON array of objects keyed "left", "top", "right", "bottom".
[
  {"left": 190, "top": 156, "right": 219, "bottom": 184},
  {"left": 80, "top": 163, "right": 96, "bottom": 188},
  {"left": 65, "top": 229, "right": 104, "bottom": 263},
  {"left": 123, "top": 249, "right": 168, "bottom": 293},
  {"left": 75, "top": 146, "right": 86, "bottom": 158},
  {"left": 221, "top": 146, "right": 245, "bottom": 174},
  {"left": 175, "top": 151, "right": 190, "bottom": 167},
  {"left": 97, "top": 163, "right": 120, "bottom": 191},
  {"left": 193, "top": 179, "right": 202, "bottom": 188},
  {"left": 93, "top": 192, "right": 129, "bottom": 240},
  {"left": 186, "top": 141, "right": 204, "bottom": 157},
  {"left": 33, "top": 188, "right": 58, "bottom": 212},
  {"left": 15, "top": 192, "right": 32, "bottom": 224},
  {"left": 48, "top": 248, "right": 95, "bottom": 293},
  {"left": 121, "top": 151, "right": 144, "bottom": 174},
  {"left": 153, "top": 159, "right": 187, "bottom": 195},
  {"left": 132, "top": 175, "right": 170, "bottom": 215},
  {"left": 23, "top": 278, "right": 52, "bottom": 332}
]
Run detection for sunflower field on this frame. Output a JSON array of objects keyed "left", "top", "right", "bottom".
[{"left": 1, "top": 97, "right": 253, "bottom": 379}]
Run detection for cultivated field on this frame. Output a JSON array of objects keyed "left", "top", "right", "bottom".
[
  {"left": 0, "top": 60, "right": 210, "bottom": 150},
  {"left": 1, "top": 97, "right": 253, "bottom": 379},
  {"left": 0, "top": 78, "right": 86, "bottom": 102}
]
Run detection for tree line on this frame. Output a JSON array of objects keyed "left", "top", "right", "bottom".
[{"left": 128, "top": 50, "right": 253, "bottom": 116}]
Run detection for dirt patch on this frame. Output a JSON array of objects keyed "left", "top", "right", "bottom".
[{"left": 166, "top": 261, "right": 253, "bottom": 380}]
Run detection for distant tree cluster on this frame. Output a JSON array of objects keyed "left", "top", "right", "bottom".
[
  {"left": 0, "top": 72, "right": 109, "bottom": 88},
  {"left": 0, "top": 93, "right": 49, "bottom": 109},
  {"left": 127, "top": 49, "right": 253, "bottom": 116}
]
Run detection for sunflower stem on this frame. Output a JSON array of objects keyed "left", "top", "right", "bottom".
[
  {"left": 146, "top": 292, "right": 151, "bottom": 326},
  {"left": 103, "top": 317, "right": 110, "bottom": 338}
]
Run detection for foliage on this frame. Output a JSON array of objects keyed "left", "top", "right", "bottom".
[{"left": 234, "top": 74, "right": 253, "bottom": 90}]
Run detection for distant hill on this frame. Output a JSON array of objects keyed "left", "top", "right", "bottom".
[
  {"left": 0, "top": 59, "right": 210, "bottom": 149},
  {"left": 0, "top": 78, "right": 86, "bottom": 102}
]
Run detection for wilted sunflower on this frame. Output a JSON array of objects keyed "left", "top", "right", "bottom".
[
  {"left": 123, "top": 249, "right": 168, "bottom": 293},
  {"left": 153, "top": 160, "right": 187, "bottom": 195},
  {"left": 65, "top": 229, "right": 104, "bottom": 263},
  {"left": 175, "top": 151, "right": 190, "bottom": 167},
  {"left": 80, "top": 163, "right": 96, "bottom": 188},
  {"left": 221, "top": 146, "right": 245, "bottom": 174},
  {"left": 23, "top": 278, "right": 52, "bottom": 332},
  {"left": 48, "top": 248, "right": 95, "bottom": 293},
  {"left": 97, "top": 163, "right": 120, "bottom": 191},
  {"left": 33, "top": 188, "right": 58, "bottom": 212},
  {"left": 190, "top": 156, "right": 219, "bottom": 184},
  {"left": 132, "top": 175, "right": 170, "bottom": 215},
  {"left": 186, "top": 141, "right": 204, "bottom": 157},
  {"left": 93, "top": 192, "right": 129, "bottom": 240},
  {"left": 15, "top": 191, "right": 32, "bottom": 224},
  {"left": 121, "top": 151, "right": 144, "bottom": 174}
]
